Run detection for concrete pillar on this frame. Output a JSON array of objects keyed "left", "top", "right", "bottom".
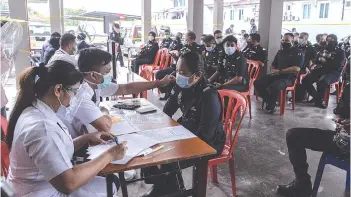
[
  {"left": 258, "top": 0, "right": 284, "bottom": 73},
  {"left": 141, "top": 0, "right": 152, "bottom": 43},
  {"left": 213, "top": 0, "right": 224, "bottom": 33},
  {"left": 49, "top": 0, "right": 64, "bottom": 34},
  {"left": 8, "top": 0, "right": 31, "bottom": 82},
  {"left": 187, "top": 0, "right": 204, "bottom": 43}
]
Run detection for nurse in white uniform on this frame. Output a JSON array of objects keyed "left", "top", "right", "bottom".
[{"left": 6, "top": 60, "right": 127, "bottom": 197}]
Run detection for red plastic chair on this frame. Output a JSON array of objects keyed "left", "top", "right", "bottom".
[
  {"left": 1, "top": 116, "right": 8, "bottom": 138},
  {"left": 209, "top": 90, "right": 247, "bottom": 197},
  {"left": 324, "top": 81, "right": 342, "bottom": 106},
  {"left": 1, "top": 141, "right": 10, "bottom": 178},
  {"left": 240, "top": 60, "right": 260, "bottom": 119},
  {"left": 140, "top": 49, "right": 163, "bottom": 74}
]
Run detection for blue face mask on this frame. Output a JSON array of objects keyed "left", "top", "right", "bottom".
[
  {"left": 225, "top": 46, "right": 236, "bottom": 56},
  {"left": 98, "top": 74, "right": 112, "bottom": 89},
  {"left": 176, "top": 73, "right": 192, "bottom": 88}
]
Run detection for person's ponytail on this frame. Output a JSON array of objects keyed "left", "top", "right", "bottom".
[{"left": 6, "top": 65, "right": 45, "bottom": 148}]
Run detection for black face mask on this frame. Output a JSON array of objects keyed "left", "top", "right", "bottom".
[
  {"left": 320, "top": 41, "right": 327, "bottom": 47},
  {"left": 327, "top": 41, "right": 337, "bottom": 51},
  {"left": 247, "top": 41, "right": 254, "bottom": 48},
  {"left": 176, "top": 36, "right": 181, "bottom": 41},
  {"left": 281, "top": 42, "right": 292, "bottom": 49}
]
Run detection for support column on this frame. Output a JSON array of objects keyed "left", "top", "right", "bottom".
[
  {"left": 141, "top": 0, "right": 152, "bottom": 43},
  {"left": 187, "top": 0, "right": 204, "bottom": 43},
  {"left": 8, "top": 0, "right": 31, "bottom": 82},
  {"left": 49, "top": 0, "right": 64, "bottom": 34},
  {"left": 258, "top": 0, "right": 284, "bottom": 73},
  {"left": 213, "top": 0, "right": 224, "bottom": 32}
]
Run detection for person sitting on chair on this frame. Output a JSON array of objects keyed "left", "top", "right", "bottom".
[
  {"left": 208, "top": 35, "right": 249, "bottom": 92},
  {"left": 301, "top": 34, "right": 346, "bottom": 109},
  {"left": 141, "top": 51, "right": 226, "bottom": 197},
  {"left": 132, "top": 31, "right": 159, "bottom": 73},
  {"left": 254, "top": 33, "right": 303, "bottom": 114}
]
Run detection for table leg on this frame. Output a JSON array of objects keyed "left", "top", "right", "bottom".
[
  {"left": 106, "top": 174, "right": 114, "bottom": 197},
  {"left": 192, "top": 159, "right": 209, "bottom": 197},
  {"left": 119, "top": 172, "right": 129, "bottom": 197}
]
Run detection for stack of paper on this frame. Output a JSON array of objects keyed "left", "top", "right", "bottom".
[
  {"left": 109, "top": 115, "right": 140, "bottom": 136},
  {"left": 87, "top": 133, "right": 160, "bottom": 164},
  {"left": 139, "top": 126, "right": 196, "bottom": 143}
]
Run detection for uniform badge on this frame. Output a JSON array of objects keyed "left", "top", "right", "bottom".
[
  {"left": 191, "top": 106, "right": 197, "bottom": 111},
  {"left": 177, "top": 91, "right": 182, "bottom": 105}
]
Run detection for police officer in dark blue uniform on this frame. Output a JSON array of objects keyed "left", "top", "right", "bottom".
[
  {"left": 110, "top": 23, "right": 125, "bottom": 67},
  {"left": 141, "top": 51, "right": 226, "bottom": 197},
  {"left": 160, "top": 29, "right": 173, "bottom": 49},
  {"left": 214, "top": 29, "right": 224, "bottom": 52},
  {"left": 254, "top": 33, "right": 303, "bottom": 114},
  {"left": 131, "top": 31, "right": 159, "bottom": 73},
  {"left": 242, "top": 33, "right": 267, "bottom": 67},
  {"left": 208, "top": 35, "right": 249, "bottom": 92},
  {"left": 77, "top": 33, "right": 91, "bottom": 51},
  {"left": 302, "top": 34, "right": 346, "bottom": 109},
  {"left": 313, "top": 33, "right": 327, "bottom": 53},
  {"left": 156, "top": 30, "right": 203, "bottom": 100},
  {"left": 168, "top": 32, "right": 183, "bottom": 51},
  {"left": 203, "top": 34, "right": 223, "bottom": 78}
]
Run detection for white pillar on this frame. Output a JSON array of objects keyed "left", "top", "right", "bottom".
[
  {"left": 8, "top": 0, "right": 31, "bottom": 82},
  {"left": 213, "top": 0, "right": 224, "bottom": 33},
  {"left": 49, "top": 0, "right": 64, "bottom": 34},
  {"left": 187, "top": 0, "right": 204, "bottom": 43},
  {"left": 258, "top": 0, "right": 284, "bottom": 73},
  {"left": 141, "top": 0, "right": 152, "bottom": 43}
]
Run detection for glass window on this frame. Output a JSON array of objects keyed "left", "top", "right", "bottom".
[
  {"left": 230, "top": 10, "right": 234, "bottom": 20},
  {"left": 239, "top": 9, "right": 244, "bottom": 20},
  {"left": 319, "top": 3, "right": 329, "bottom": 18},
  {"left": 303, "top": 4, "right": 311, "bottom": 19}
]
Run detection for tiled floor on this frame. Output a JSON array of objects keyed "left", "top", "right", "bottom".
[{"left": 3, "top": 72, "right": 349, "bottom": 197}]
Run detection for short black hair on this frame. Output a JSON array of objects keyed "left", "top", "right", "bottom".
[
  {"left": 250, "top": 33, "right": 260, "bottom": 42},
  {"left": 78, "top": 48, "right": 112, "bottom": 72},
  {"left": 294, "top": 32, "right": 300, "bottom": 37},
  {"left": 113, "top": 23, "right": 120, "bottom": 29},
  {"left": 180, "top": 51, "right": 201, "bottom": 74},
  {"left": 284, "top": 33, "right": 294, "bottom": 39},
  {"left": 201, "top": 34, "right": 206, "bottom": 37},
  {"left": 223, "top": 35, "right": 237, "bottom": 45},
  {"left": 149, "top": 31, "right": 156, "bottom": 38},
  {"left": 316, "top": 34, "right": 323, "bottom": 42},
  {"left": 186, "top": 30, "right": 196, "bottom": 40},
  {"left": 60, "top": 33, "right": 76, "bottom": 48},
  {"left": 327, "top": 34, "right": 338, "bottom": 42},
  {"left": 300, "top": 32, "right": 309, "bottom": 39},
  {"left": 51, "top": 32, "right": 61, "bottom": 38},
  {"left": 164, "top": 29, "right": 170, "bottom": 33},
  {"left": 203, "top": 35, "right": 215, "bottom": 43},
  {"left": 213, "top": 30, "right": 222, "bottom": 35}
]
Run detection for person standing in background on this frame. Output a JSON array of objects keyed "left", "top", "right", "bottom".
[
  {"left": 225, "top": 24, "right": 234, "bottom": 35},
  {"left": 249, "top": 19, "right": 257, "bottom": 34},
  {"left": 40, "top": 32, "right": 61, "bottom": 64},
  {"left": 110, "top": 23, "right": 125, "bottom": 67}
]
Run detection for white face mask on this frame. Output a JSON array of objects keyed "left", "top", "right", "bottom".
[
  {"left": 225, "top": 46, "right": 236, "bottom": 56},
  {"left": 176, "top": 73, "right": 192, "bottom": 88},
  {"left": 215, "top": 38, "right": 223, "bottom": 44},
  {"left": 206, "top": 46, "right": 214, "bottom": 52},
  {"left": 56, "top": 89, "right": 80, "bottom": 122}
]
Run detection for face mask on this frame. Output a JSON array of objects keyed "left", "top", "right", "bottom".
[
  {"left": 320, "top": 41, "right": 327, "bottom": 46},
  {"left": 298, "top": 39, "right": 304, "bottom": 46},
  {"left": 247, "top": 41, "right": 254, "bottom": 47},
  {"left": 327, "top": 41, "right": 337, "bottom": 51},
  {"left": 215, "top": 38, "right": 223, "bottom": 44},
  {"left": 281, "top": 42, "right": 292, "bottom": 49},
  {"left": 56, "top": 91, "right": 75, "bottom": 122},
  {"left": 176, "top": 73, "right": 192, "bottom": 88},
  {"left": 165, "top": 35, "right": 170, "bottom": 39},
  {"left": 225, "top": 46, "right": 236, "bottom": 56},
  {"left": 206, "top": 46, "right": 214, "bottom": 52},
  {"left": 98, "top": 74, "right": 112, "bottom": 89}
]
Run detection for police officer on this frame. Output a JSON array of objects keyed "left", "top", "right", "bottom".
[
  {"left": 156, "top": 30, "right": 203, "bottom": 100},
  {"left": 132, "top": 31, "right": 159, "bottom": 73},
  {"left": 141, "top": 51, "right": 226, "bottom": 197},
  {"left": 208, "top": 35, "right": 249, "bottom": 92},
  {"left": 339, "top": 36, "right": 350, "bottom": 58},
  {"left": 203, "top": 34, "right": 223, "bottom": 78},
  {"left": 77, "top": 33, "right": 91, "bottom": 51},
  {"left": 168, "top": 32, "right": 183, "bottom": 52},
  {"left": 254, "top": 33, "right": 303, "bottom": 114},
  {"left": 313, "top": 33, "right": 327, "bottom": 53},
  {"left": 160, "top": 29, "right": 173, "bottom": 49},
  {"left": 242, "top": 33, "right": 267, "bottom": 67},
  {"left": 302, "top": 34, "right": 346, "bottom": 109},
  {"left": 110, "top": 23, "right": 125, "bottom": 67}
]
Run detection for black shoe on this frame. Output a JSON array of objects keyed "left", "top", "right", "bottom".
[
  {"left": 142, "top": 185, "right": 165, "bottom": 197},
  {"left": 315, "top": 102, "right": 327, "bottom": 109},
  {"left": 159, "top": 93, "right": 170, "bottom": 101},
  {"left": 307, "top": 98, "right": 315, "bottom": 104},
  {"left": 277, "top": 179, "right": 312, "bottom": 197},
  {"left": 266, "top": 107, "right": 276, "bottom": 114}
]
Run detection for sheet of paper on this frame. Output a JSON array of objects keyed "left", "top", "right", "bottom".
[
  {"left": 87, "top": 133, "right": 160, "bottom": 165},
  {"left": 138, "top": 125, "right": 196, "bottom": 143},
  {"left": 110, "top": 115, "right": 140, "bottom": 136}
]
